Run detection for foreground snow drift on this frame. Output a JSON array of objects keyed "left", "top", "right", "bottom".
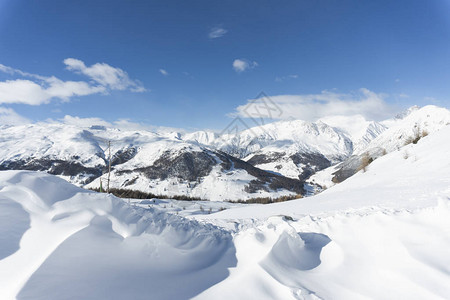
[
  {"left": 195, "top": 203, "right": 450, "bottom": 299},
  {"left": 0, "top": 171, "right": 235, "bottom": 300},
  {"left": 195, "top": 125, "right": 450, "bottom": 299}
]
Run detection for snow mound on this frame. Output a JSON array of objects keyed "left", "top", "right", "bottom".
[
  {"left": 0, "top": 171, "right": 235, "bottom": 300},
  {"left": 193, "top": 124, "right": 450, "bottom": 299}
]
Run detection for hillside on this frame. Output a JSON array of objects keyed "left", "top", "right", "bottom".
[{"left": 0, "top": 123, "right": 303, "bottom": 201}]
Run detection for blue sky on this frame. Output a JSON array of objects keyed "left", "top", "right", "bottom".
[{"left": 0, "top": 0, "right": 449, "bottom": 130}]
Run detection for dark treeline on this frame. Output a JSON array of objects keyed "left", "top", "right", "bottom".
[{"left": 89, "top": 188, "right": 302, "bottom": 204}]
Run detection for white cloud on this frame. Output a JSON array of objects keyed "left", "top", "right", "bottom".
[
  {"left": 0, "top": 78, "right": 105, "bottom": 105},
  {"left": 64, "top": 58, "right": 146, "bottom": 92},
  {"left": 53, "top": 115, "right": 186, "bottom": 133},
  {"left": 232, "top": 88, "right": 397, "bottom": 121},
  {"left": 232, "top": 59, "right": 258, "bottom": 73},
  {"left": 0, "top": 79, "right": 50, "bottom": 105},
  {"left": 0, "top": 59, "right": 146, "bottom": 105},
  {"left": 113, "top": 119, "right": 186, "bottom": 133},
  {"left": 208, "top": 27, "right": 227, "bottom": 39},
  {"left": 159, "top": 69, "right": 169, "bottom": 76},
  {"left": 59, "top": 115, "right": 112, "bottom": 128},
  {"left": 0, "top": 107, "right": 31, "bottom": 125},
  {"left": 0, "top": 63, "right": 47, "bottom": 81}
]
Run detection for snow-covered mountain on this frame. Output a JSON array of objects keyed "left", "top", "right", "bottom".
[
  {"left": 318, "top": 114, "right": 387, "bottom": 153},
  {"left": 183, "top": 114, "right": 388, "bottom": 181},
  {"left": 0, "top": 105, "right": 449, "bottom": 200},
  {"left": 185, "top": 120, "right": 353, "bottom": 180},
  {"left": 0, "top": 123, "right": 303, "bottom": 201}
]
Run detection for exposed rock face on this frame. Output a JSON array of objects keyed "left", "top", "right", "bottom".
[
  {"left": 246, "top": 153, "right": 287, "bottom": 165},
  {"left": 246, "top": 151, "right": 332, "bottom": 181},
  {"left": 0, "top": 158, "right": 103, "bottom": 184},
  {"left": 134, "top": 150, "right": 217, "bottom": 182},
  {"left": 290, "top": 153, "right": 332, "bottom": 181},
  {"left": 111, "top": 147, "right": 137, "bottom": 166},
  {"left": 216, "top": 151, "right": 305, "bottom": 195}
]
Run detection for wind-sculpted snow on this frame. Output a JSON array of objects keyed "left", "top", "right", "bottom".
[
  {"left": 193, "top": 124, "right": 450, "bottom": 299},
  {"left": 0, "top": 198, "right": 30, "bottom": 260},
  {"left": 0, "top": 171, "right": 236, "bottom": 300},
  {"left": 199, "top": 204, "right": 450, "bottom": 300}
]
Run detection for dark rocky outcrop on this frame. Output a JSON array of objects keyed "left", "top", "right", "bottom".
[
  {"left": 135, "top": 150, "right": 217, "bottom": 182},
  {"left": 290, "top": 153, "right": 332, "bottom": 181},
  {"left": 245, "top": 151, "right": 332, "bottom": 182},
  {"left": 0, "top": 158, "right": 102, "bottom": 184},
  {"left": 111, "top": 147, "right": 137, "bottom": 166},
  {"left": 216, "top": 151, "right": 305, "bottom": 195}
]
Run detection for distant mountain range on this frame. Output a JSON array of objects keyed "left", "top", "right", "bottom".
[{"left": 1, "top": 105, "right": 449, "bottom": 201}]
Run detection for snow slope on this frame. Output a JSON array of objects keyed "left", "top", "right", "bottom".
[
  {"left": 194, "top": 124, "right": 450, "bottom": 299},
  {"left": 315, "top": 105, "right": 450, "bottom": 187},
  {"left": 359, "top": 105, "right": 450, "bottom": 154},
  {"left": 0, "top": 171, "right": 235, "bottom": 300},
  {"left": 1, "top": 123, "right": 450, "bottom": 299}
]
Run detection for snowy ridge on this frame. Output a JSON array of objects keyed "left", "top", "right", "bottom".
[
  {"left": 318, "top": 114, "right": 387, "bottom": 153},
  {"left": 359, "top": 105, "right": 450, "bottom": 154},
  {"left": 313, "top": 105, "right": 450, "bottom": 186},
  {"left": 184, "top": 116, "right": 386, "bottom": 180},
  {"left": 0, "top": 123, "right": 304, "bottom": 201},
  {"left": 184, "top": 119, "right": 355, "bottom": 180}
]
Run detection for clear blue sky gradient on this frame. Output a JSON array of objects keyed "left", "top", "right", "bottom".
[{"left": 0, "top": 0, "right": 449, "bottom": 129}]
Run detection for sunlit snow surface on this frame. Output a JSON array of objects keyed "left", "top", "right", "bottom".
[{"left": 1, "top": 124, "right": 450, "bottom": 299}]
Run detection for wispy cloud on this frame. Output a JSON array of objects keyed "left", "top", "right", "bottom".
[
  {"left": 0, "top": 59, "right": 146, "bottom": 105},
  {"left": 208, "top": 27, "right": 227, "bottom": 39},
  {"left": 50, "top": 115, "right": 186, "bottom": 133},
  {"left": 159, "top": 69, "right": 169, "bottom": 76},
  {"left": 59, "top": 115, "right": 112, "bottom": 128},
  {"left": 0, "top": 107, "right": 31, "bottom": 125},
  {"left": 275, "top": 74, "right": 299, "bottom": 82},
  {"left": 231, "top": 89, "right": 397, "bottom": 121},
  {"left": 232, "top": 59, "right": 258, "bottom": 73}
]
